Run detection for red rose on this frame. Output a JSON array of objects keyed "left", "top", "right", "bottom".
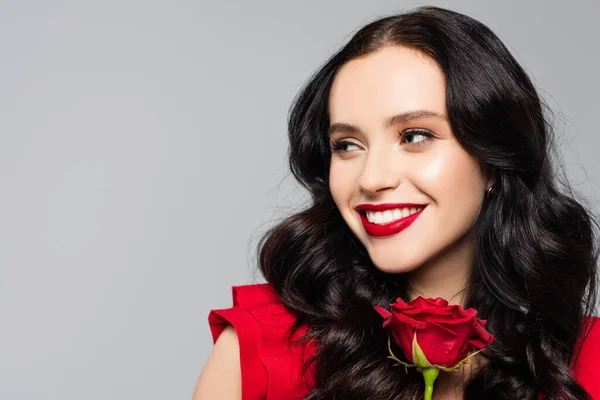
[{"left": 374, "top": 296, "right": 495, "bottom": 368}]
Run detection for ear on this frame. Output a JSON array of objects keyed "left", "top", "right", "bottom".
[
  {"left": 481, "top": 164, "right": 497, "bottom": 190},
  {"left": 487, "top": 176, "right": 496, "bottom": 191}
]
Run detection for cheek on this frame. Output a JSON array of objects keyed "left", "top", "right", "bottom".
[
  {"left": 420, "top": 145, "right": 485, "bottom": 215},
  {"left": 329, "top": 161, "right": 365, "bottom": 238},
  {"left": 328, "top": 165, "right": 341, "bottom": 204},
  {"left": 329, "top": 161, "right": 355, "bottom": 206}
]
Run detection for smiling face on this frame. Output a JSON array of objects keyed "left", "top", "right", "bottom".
[{"left": 328, "top": 46, "right": 491, "bottom": 276}]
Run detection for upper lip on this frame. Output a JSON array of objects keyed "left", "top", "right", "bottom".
[{"left": 355, "top": 203, "right": 427, "bottom": 212}]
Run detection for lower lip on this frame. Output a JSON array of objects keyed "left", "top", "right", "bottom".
[{"left": 359, "top": 208, "right": 425, "bottom": 238}]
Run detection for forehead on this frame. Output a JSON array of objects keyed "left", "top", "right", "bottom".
[{"left": 328, "top": 46, "right": 446, "bottom": 123}]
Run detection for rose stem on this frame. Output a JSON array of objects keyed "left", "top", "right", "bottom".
[{"left": 422, "top": 367, "right": 440, "bottom": 400}]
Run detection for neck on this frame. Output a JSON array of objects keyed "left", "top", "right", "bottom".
[{"left": 407, "top": 228, "right": 476, "bottom": 308}]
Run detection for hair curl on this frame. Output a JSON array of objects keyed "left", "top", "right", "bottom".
[{"left": 257, "top": 6, "right": 599, "bottom": 399}]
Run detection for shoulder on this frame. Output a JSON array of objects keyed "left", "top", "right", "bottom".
[
  {"left": 205, "top": 283, "right": 317, "bottom": 399},
  {"left": 572, "top": 316, "right": 600, "bottom": 397},
  {"left": 193, "top": 326, "right": 241, "bottom": 400}
]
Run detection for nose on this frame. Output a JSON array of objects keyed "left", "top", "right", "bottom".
[{"left": 358, "top": 149, "right": 402, "bottom": 196}]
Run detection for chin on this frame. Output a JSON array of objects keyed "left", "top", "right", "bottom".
[{"left": 369, "top": 253, "right": 423, "bottom": 275}]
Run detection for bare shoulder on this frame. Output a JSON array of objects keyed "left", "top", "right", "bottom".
[{"left": 192, "top": 325, "right": 241, "bottom": 400}]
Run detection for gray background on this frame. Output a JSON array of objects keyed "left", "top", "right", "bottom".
[{"left": 1, "top": 1, "right": 598, "bottom": 399}]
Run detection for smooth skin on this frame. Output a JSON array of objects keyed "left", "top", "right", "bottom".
[
  {"left": 328, "top": 46, "right": 494, "bottom": 308},
  {"left": 192, "top": 326, "right": 241, "bottom": 399}
]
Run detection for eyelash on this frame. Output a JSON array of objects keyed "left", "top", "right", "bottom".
[
  {"left": 400, "top": 128, "right": 434, "bottom": 146},
  {"left": 330, "top": 140, "right": 357, "bottom": 153},
  {"left": 330, "top": 128, "right": 434, "bottom": 152}
]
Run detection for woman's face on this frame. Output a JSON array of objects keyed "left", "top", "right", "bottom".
[{"left": 328, "top": 46, "right": 491, "bottom": 274}]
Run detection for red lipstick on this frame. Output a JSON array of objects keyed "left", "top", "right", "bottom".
[{"left": 355, "top": 203, "right": 427, "bottom": 238}]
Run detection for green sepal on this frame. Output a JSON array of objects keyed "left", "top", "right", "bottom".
[
  {"left": 386, "top": 335, "right": 417, "bottom": 374},
  {"left": 411, "top": 333, "right": 440, "bottom": 400},
  {"left": 411, "top": 331, "right": 433, "bottom": 368}
]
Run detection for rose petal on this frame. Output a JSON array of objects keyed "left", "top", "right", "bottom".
[
  {"left": 467, "top": 337, "right": 490, "bottom": 349},
  {"left": 402, "top": 310, "right": 462, "bottom": 326},
  {"left": 386, "top": 315, "right": 418, "bottom": 362},
  {"left": 409, "top": 297, "right": 448, "bottom": 310},
  {"left": 394, "top": 297, "right": 409, "bottom": 306},
  {"left": 391, "top": 298, "right": 414, "bottom": 311},
  {"left": 429, "top": 322, "right": 459, "bottom": 337},
  {"left": 458, "top": 307, "right": 478, "bottom": 318},
  {"left": 374, "top": 305, "right": 392, "bottom": 321},
  {"left": 424, "top": 297, "right": 449, "bottom": 308},
  {"left": 427, "top": 319, "right": 482, "bottom": 364},
  {"left": 394, "top": 312, "right": 428, "bottom": 329},
  {"left": 413, "top": 324, "right": 463, "bottom": 366},
  {"left": 432, "top": 315, "right": 476, "bottom": 325},
  {"left": 469, "top": 320, "right": 496, "bottom": 348},
  {"left": 390, "top": 303, "right": 417, "bottom": 313},
  {"left": 403, "top": 307, "right": 456, "bottom": 316},
  {"left": 409, "top": 296, "right": 428, "bottom": 305}
]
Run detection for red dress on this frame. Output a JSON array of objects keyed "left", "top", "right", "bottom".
[{"left": 208, "top": 284, "right": 600, "bottom": 399}]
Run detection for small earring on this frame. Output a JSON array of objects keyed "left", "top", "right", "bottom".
[{"left": 486, "top": 186, "right": 494, "bottom": 196}]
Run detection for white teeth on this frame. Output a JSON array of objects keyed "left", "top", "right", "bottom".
[
  {"left": 382, "top": 210, "right": 393, "bottom": 223},
  {"left": 364, "top": 207, "right": 425, "bottom": 225},
  {"left": 367, "top": 212, "right": 375, "bottom": 223}
]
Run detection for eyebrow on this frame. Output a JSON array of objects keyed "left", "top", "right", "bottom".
[{"left": 327, "top": 110, "right": 447, "bottom": 136}]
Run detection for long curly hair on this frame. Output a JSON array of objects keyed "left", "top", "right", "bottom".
[{"left": 257, "top": 6, "right": 599, "bottom": 399}]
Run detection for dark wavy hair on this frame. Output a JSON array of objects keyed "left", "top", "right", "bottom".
[{"left": 257, "top": 6, "right": 599, "bottom": 399}]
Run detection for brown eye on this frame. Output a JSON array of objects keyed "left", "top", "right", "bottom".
[
  {"left": 330, "top": 140, "right": 361, "bottom": 152},
  {"left": 401, "top": 129, "right": 433, "bottom": 145}
]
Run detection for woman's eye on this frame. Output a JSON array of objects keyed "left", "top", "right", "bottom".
[
  {"left": 401, "top": 129, "right": 433, "bottom": 145},
  {"left": 330, "top": 140, "right": 361, "bottom": 152}
]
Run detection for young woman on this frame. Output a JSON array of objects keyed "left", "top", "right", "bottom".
[{"left": 193, "top": 6, "right": 600, "bottom": 400}]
